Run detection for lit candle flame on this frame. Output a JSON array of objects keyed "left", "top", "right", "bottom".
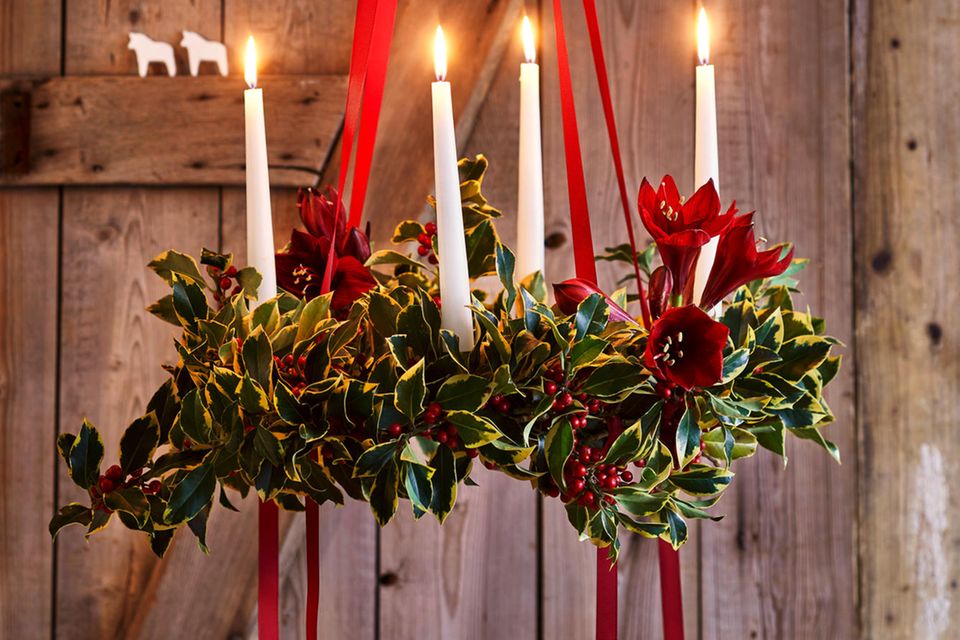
[
  {"left": 245, "top": 35, "right": 258, "bottom": 88},
  {"left": 697, "top": 8, "right": 710, "bottom": 65},
  {"left": 434, "top": 25, "right": 447, "bottom": 81},
  {"left": 521, "top": 16, "right": 536, "bottom": 64}
]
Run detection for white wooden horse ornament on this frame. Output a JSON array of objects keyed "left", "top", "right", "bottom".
[
  {"left": 128, "top": 32, "right": 177, "bottom": 77},
  {"left": 180, "top": 31, "right": 229, "bottom": 77}
]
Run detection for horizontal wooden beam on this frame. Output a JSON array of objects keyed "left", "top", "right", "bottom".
[{"left": 0, "top": 75, "right": 345, "bottom": 186}]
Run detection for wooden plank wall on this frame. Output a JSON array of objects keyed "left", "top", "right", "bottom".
[{"left": 1, "top": 0, "right": 958, "bottom": 638}]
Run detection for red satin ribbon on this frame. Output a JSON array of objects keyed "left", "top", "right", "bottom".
[
  {"left": 553, "top": 2, "right": 613, "bottom": 638},
  {"left": 258, "top": 500, "right": 280, "bottom": 640},
  {"left": 553, "top": 0, "right": 597, "bottom": 285},
  {"left": 580, "top": 0, "right": 651, "bottom": 330},
  {"left": 305, "top": 2, "right": 396, "bottom": 639},
  {"left": 348, "top": 0, "right": 397, "bottom": 227},
  {"left": 658, "top": 540, "right": 685, "bottom": 640}
]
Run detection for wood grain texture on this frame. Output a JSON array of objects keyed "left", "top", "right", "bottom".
[
  {"left": 56, "top": 3, "right": 224, "bottom": 639},
  {"left": 0, "top": 189, "right": 58, "bottom": 639},
  {"left": 0, "top": 1, "right": 60, "bottom": 637},
  {"left": 855, "top": 1, "right": 960, "bottom": 638},
  {"left": 540, "top": 2, "right": 698, "bottom": 637},
  {"left": 0, "top": 75, "right": 346, "bottom": 186},
  {"left": 56, "top": 188, "right": 220, "bottom": 639},
  {"left": 697, "top": 1, "right": 857, "bottom": 639}
]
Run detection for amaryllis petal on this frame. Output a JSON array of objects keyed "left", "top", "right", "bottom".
[
  {"left": 647, "top": 266, "right": 673, "bottom": 321},
  {"left": 553, "top": 278, "right": 637, "bottom": 324},
  {"left": 699, "top": 216, "right": 794, "bottom": 309},
  {"left": 655, "top": 228, "right": 710, "bottom": 297},
  {"left": 331, "top": 256, "right": 377, "bottom": 314},
  {"left": 644, "top": 305, "right": 728, "bottom": 390}
]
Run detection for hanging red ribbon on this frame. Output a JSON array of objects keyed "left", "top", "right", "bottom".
[
  {"left": 257, "top": 500, "right": 280, "bottom": 640},
  {"left": 552, "top": 2, "right": 614, "bottom": 638},
  {"left": 580, "top": 0, "right": 651, "bottom": 330},
  {"left": 553, "top": 0, "right": 597, "bottom": 285},
  {"left": 348, "top": 0, "right": 398, "bottom": 228},
  {"left": 658, "top": 539, "right": 686, "bottom": 640}
]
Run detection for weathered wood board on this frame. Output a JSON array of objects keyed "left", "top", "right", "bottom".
[
  {"left": 0, "top": 75, "right": 346, "bottom": 186},
  {"left": 856, "top": 0, "right": 960, "bottom": 638},
  {"left": 0, "top": 0, "right": 60, "bottom": 638}
]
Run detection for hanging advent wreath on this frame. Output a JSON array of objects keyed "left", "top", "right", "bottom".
[{"left": 50, "top": 156, "right": 841, "bottom": 559}]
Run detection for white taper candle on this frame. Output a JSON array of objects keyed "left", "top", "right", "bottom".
[
  {"left": 431, "top": 26, "right": 474, "bottom": 350},
  {"left": 244, "top": 36, "right": 276, "bottom": 303},
  {"left": 517, "top": 16, "right": 544, "bottom": 279}
]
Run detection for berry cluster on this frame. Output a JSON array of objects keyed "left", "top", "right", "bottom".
[
  {"left": 209, "top": 264, "right": 242, "bottom": 305},
  {"left": 387, "top": 403, "right": 480, "bottom": 459},
  {"left": 538, "top": 444, "right": 637, "bottom": 509},
  {"left": 416, "top": 222, "right": 439, "bottom": 264},
  {"left": 88, "top": 464, "right": 161, "bottom": 514},
  {"left": 274, "top": 353, "right": 309, "bottom": 396}
]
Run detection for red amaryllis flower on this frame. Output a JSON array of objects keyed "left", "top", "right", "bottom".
[
  {"left": 637, "top": 177, "right": 737, "bottom": 296},
  {"left": 698, "top": 213, "right": 795, "bottom": 309},
  {"left": 275, "top": 188, "right": 376, "bottom": 315},
  {"left": 644, "top": 305, "right": 728, "bottom": 390},
  {"left": 553, "top": 278, "right": 637, "bottom": 324}
]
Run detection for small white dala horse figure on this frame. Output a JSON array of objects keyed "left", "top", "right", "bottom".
[
  {"left": 180, "top": 31, "right": 229, "bottom": 77},
  {"left": 128, "top": 32, "right": 177, "bottom": 77}
]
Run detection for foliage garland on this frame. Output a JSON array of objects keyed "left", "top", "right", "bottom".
[{"left": 50, "top": 156, "right": 841, "bottom": 559}]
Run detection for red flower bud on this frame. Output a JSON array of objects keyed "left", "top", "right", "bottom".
[{"left": 552, "top": 278, "right": 637, "bottom": 324}]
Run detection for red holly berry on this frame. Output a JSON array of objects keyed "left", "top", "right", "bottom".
[
  {"left": 105, "top": 464, "right": 124, "bottom": 482},
  {"left": 232, "top": 285, "right": 242, "bottom": 295},
  {"left": 571, "top": 479, "right": 586, "bottom": 493},
  {"left": 436, "top": 431, "right": 449, "bottom": 444},
  {"left": 98, "top": 476, "right": 116, "bottom": 494},
  {"left": 283, "top": 354, "right": 294, "bottom": 366},
  {"left": 388, "top": 423, "right": 403, "bottom": 437},
  {"left": 546, "top": 486, "right": 560, "bottom": 498},
  {"left": 447, "top": 435, "right": 459, "bottom": 449},
  {"left": 219, "top": 277, "right": 232, "bottom": 290},
  {"left": 417, "top": 232, "right": 431, "bottom": 245},
  {"left": 544, "top": 380, "right": 558, "bottom": 396},
  {"left": 145, "top": 480, "right": 162, "bottom": 495},
  {"left": 425, "top": 222, "right": 438, "bottom": 235},
  {"left": 604, "top": 495, "right": 616, "bottom": 505},
  {"left": 634, "top": 459, "right": 646, "bottom": 468},
  {"left": 427, "top": 402, "right": 442, "bottom": 417},
  {"left": 559, "top": 392, "right": 573, "bottom": 407},
  {"left": 130, "top": 467, "right": 144, "bottom": 479},
  {"left": 225, "top": 265, "right": 238, "bottom": 277},
  {"left": 620, "top": 470, "right": 633, "bottom": 483},
  {"left": 604, "top": 476, "right": 619, "bottom": 490},
  {"left": 467, "top": 448, "right": 479, "bottom": 459},
  {"left": 298, "top": 355, "right": 308, "bottom": 369},
  {"left": 428, "top": 255, "right": 438, "bottom": 265},
  {"left": 418, "top": 245, "right": 431, "bottom": 257}
]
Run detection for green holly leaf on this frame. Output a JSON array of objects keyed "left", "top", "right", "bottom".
[
  {"left": 545, "top": 419, "right": 575, "bottom": 491},
  {"left": 119, "top": 414, "right": 160, "bottom": 474},
  {"left": 436, "top": 374, "right": 491, "bottom": 412},
  {"left": 429, "top": 445, "right": 457, "bottom": 524},
  {"left": 580, "top": 361, "right": 645, "bottom": 398},
  {"left": 403, "top": 461, "right": 434, "bottom": 513},
  {"left": 69, "top": 420, "right": 104, "bottom": 490},
  {"left": 239, "top": 375, "right": 270, "bottom": 414},
  {"left": 172, "top": 277, "right": 209, "bottom": 326},
  {"left": 495, "top": 243, "right": 518, "bottom": 312},
  {"left": 164, "top": 462, "right": 217, "bottom": 525},
  {"left": 603, "top": 402, "right": 661, "bottom": 465},
  {"left": 104, "top": 486, "right": 150, "bottom": 528},
  {"left": 569, "top": 335, "right": 608, "bottom": 371},
  {"left": 394, "top": 358, "right": 426, "bottom": 420},
  {"left": 369, "top": 459, "right": 400, "bottom": 526},
  {"left": 354, "top": 442, "right": 398, "bottom": 478},
  {"left": 148, "top": 250, "right": 205, "bottom": 286},
  {"left": 242, "top": 327, "right": 273, "bottom": 392},
  {"left": 675, "top": 406, "right": 701, "bottom": 467},
  {"left": 445, "top": 411, "right": 503, "bottom": 447},
  {"left": 574, "top": 294, "right": 608, "bottom": 340},
  {"left": 179, "top": 389, "right": 214, "bottom": 445},
  {"left": 668, "top": 467, "right": 733, "bottom": 496},
  {"left": 49, "top": 503, "right": 93, "bottom": 539},
  {"left": 612, "top": 487, "right": 668, "bottom": 518}
]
